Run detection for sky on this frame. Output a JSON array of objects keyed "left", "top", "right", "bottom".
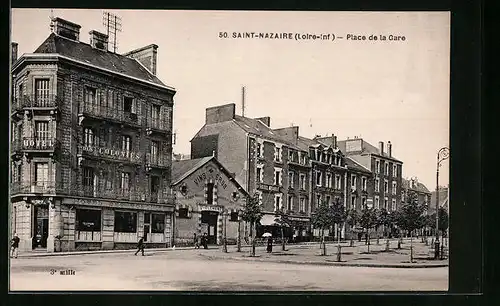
[{"left": 11, "top": 9, "right": 450, "bottom": 189}]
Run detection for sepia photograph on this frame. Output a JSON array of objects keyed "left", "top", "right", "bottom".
[{"left": 9, "top": 9, "right": 450, "bottom": 291}]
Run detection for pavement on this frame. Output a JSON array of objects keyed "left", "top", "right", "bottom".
[{"left": 9, "top": 245, "right": 448, "bottom": 291}]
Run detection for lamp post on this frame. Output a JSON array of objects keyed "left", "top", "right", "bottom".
[
  {"left": 237, "top": 210, "right": 242, "bottom": 252},
  {"left": 434, "top": 147, "right": 449, "bottom": 259},
  {"left": 222, "top": 210, "right": 228, "bottom": 253}
]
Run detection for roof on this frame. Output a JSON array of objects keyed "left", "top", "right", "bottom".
[
  {"left": 402, "top": 178, "right": 431, "bottom": 194},
  {"left": 233, "top": 115, "right": 303, "bottom": 151},
  {"left": 171, "top": 156, "right": 249, "bottom": 196},
  {"left": 337, "top": 139, "right": 402, "bottom": 163},
  {"left": 32, "top": 33, "right": 167, "bottom": 87},
  {"left": 344, "top": 156, "right": 372, "bottom": 174}
]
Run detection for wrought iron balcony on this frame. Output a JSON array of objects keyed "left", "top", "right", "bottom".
[
  {"left": 77, "top": 144, "right": 143, "bottom": 165},
  {"left": 145, "top": 154, "right": 170, "bottom": 169},
  {"left": 146, "top": 118, "right": 171, "bottom": 135},
  {"left": 78, "top": 103, "right": 144, "bottom": 127},
  {"left": 11, "top": 137, "right": 61, "bottom": 154},
  {"left": 13, "top": 94, "right": 61, "bottom": 109},
  {"left": 10, "top": 181, "right": 61, "bottom": 195}
]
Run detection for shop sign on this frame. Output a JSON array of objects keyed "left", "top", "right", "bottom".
[{"left": 80, "top": 145, "right": 141, "bottom": 162}]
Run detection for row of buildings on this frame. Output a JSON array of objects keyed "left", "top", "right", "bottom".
[{"left": 9, "top": 17, "right": 433, "bottom": 253}]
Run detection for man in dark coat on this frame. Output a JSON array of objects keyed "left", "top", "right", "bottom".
[
  {"left": 202, "top": 233, "right": 208, "bottom": 249},
  {"left": 134, "top": 236, "right": 145, "bottom": 256},
  {"left": 194, "top": 233, "right": 200, "bottom": 249},
  {"left": 11, "top": 232, "right": 20, "bottom": 258},
  {"left": 266, "top": 237, "right": 273, "bottom": 253}
]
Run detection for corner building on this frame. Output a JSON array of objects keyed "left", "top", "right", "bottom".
[{"left": 10, "top": 17, "right": 176, "bottom": 252}]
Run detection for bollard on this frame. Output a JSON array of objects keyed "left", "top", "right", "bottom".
[{"left": 336, "top": 245, "right": 341, "bottom": 262}]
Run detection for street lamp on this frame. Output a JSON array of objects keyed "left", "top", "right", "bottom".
[{"left": 434, "top": 147, "right": 449, "bottom": 259}]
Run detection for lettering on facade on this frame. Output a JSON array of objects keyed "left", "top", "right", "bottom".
[
  {"left": 80, "top": 145, "right": 141, "bottom": 162},
  {"left": 198, "top": 204, "right": 223, "bottom": 213},
  {"left": 24, "top": 139, "right": 53, "bottom": 149},
  {"left": 193, "top": 170, "right": 228, "bottom": 190}
]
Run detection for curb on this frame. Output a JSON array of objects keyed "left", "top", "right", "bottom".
[
  {"left": 16, "top": 247, "right": 216, "bottom": 258},
  {"left": 199, "top": 254, "right": 449, "bottom": 269}
]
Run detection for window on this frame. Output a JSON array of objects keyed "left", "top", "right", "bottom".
[
  {"left": 178, "top": 208, "right": 189, "bottom": 218},
  {"left": 102, "top": 170, "right": 112, "bottom": 190},
  {"left": 301, "top": 153, "right": 307, "bottom": 165},
  {"left": 402, "top": 192, "right": 406, "bottom": 203},
  {"left": 230, "top": 212, "right": 239, "bottom": 222},
  {"left": 326, "top": 196, "right": 331, "bottom": 205},
  {"left": 256, "top": 166, "right": 263, "bottom": 183},
  {"left": 151, "top": 176, "right": 160, "bottom": 194},
  {"left": 256, "top": 143, "right": 262, "bottom": 158},
  {"left": 151, "top": 104, "right": 161, "bottom": 121},
  {"left": 121, "top": 172, "right": 130, "bottom": 191},
  {"left": 123, "top": 96, "right": 134, "bottom": 113},
  {"left": 393, "top": 164, "right": 397, "bottom": 177},
  {"left": 351, "top": 174, "right": 357, "bottom": 189},
  {"left": 350, "top": 196, "right": 356, "bottom": 210},
  {"left": 384, "top": 180, "right": 389, "bottom": 193},
  {"left": 114, "top": 211, "right": 137, "bottom": 232},
  {"left": 151, "top": 214, "right": 165, "bottom": 233},
  {"left": 82, "top": 167, "right": 95, "bottom": 187},
  {"left": 316, "top": 171, "right": 322, "bottom": 187},
  {"left": 35, "top": 79, "right": 50, "bottom": 105},
  {"left": 300, "top": 173, "right": 306, "bottom": 190},
  {"left": 335, "top": 174, "right": 341, "bottom": 189},
  {"left": 99, "top": 128, "right": 109, "bottom": 147},
  {"left": 121, "top": 135, "right": 131, "bottom": 153},
  {"left": 76, "top": 209, "right": 101, "bottom": 232},
  {"left": 288, "top": 195, "right": 294, "bottom": 211},
  {"left": 35, "top": 121, "right": 49, "bottom": 140},
  {"left": 385, "top": 197, "right": 389, "bottom": 210},
  {"left": 207, "top": 182, "right": 214, "bottom": 204},
  {"left": 274, "top": 146, "right": 281, "bottom": 162},
  {"left": 362, "top": 177, "right": 367, "bottom": 191},
  {"left": 299, "top": 197, "right": 306, "bottom": 212},
  {"left": 392, "top": 181, "right": 397, "bottom": 195},
  {"left": 385, "top": 163, "right": 389, "bottom": 175},
  {"left": 375, "top": 160, "right": 380, "bottom": 173},
  {"left": 151, "top": 140, "right": 159, "bottom": 161},
  {"left": 274, "top": 194, "right": 282, "bottom": 211},
  {"left": 274, "top": 168, "right": 282, "bottom": 186},
  {"left": 392, "top": 199, "right": 397, "bottom": 211},
  {"left": 84, "top": 87, "right": 97, "bottom": 104},
  {"left": 375, "top": 178, "right": 380, "bottom": 192},
  {"left": 375, "top": 196, "right": 380, "bottom": 209},
  {"left": 35, "top": 162, "right": 49, "bottom": 184},
  {"left": 83, "top": 128, "right": 94, "bottom": 146},
  {"left": 362, "top": 197, "right": 367, "bottom": 208},
  {"left": 316, "top": 194, "right": 321, "bottom": 207},
  {"left": 288, "top": 171, "right": 294, "bottom": 188}
]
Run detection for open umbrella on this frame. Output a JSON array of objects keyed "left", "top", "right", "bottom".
[{"left": 262, "top": 232, "right": 272, "bottom": 238}]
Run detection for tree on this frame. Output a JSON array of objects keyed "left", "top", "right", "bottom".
[
  {"left": 394, "top": 192, "right": 426, "bottom": 262},
  {"left": 346, "top": 208, "right": 359, "bottom": 247},
  {"left": 359, "top": 206, "right": 377, "bottom": 253},
  {"left": 377, "top": 208, "right": 392, "bottom": 251},
  {"left": 311, "top": 200, "right": 333, "bottom": 256},
  {"left": 241, "top": 193, "right": 263, "bottom": 257},
  {"left": 330, "top": 199, "right": 347, "bottom": 262},
  {"left": 373, "top": 208, "right": 383, "bottom": 245},
  {"left": 274, "top": 209, "right": 291, "bottom": 251},
  {"left": 438, "top": 207, "right": 449, "bottom": 235}
]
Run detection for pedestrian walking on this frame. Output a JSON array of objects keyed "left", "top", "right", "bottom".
[
  {"left": 134, "top": 236, "right": 145, "bottom": 256},
  {"left": 193, "top": 233, "right": 200, "bottom": 249},
  {"left": 11, "top": 232, "right": 20, "bottom": 258},
  {"left": 266, "top": 237, "right": 273, "bottom": 253},
  {"left": 202, "top": 233, "right": 208, "bottom": 249}
]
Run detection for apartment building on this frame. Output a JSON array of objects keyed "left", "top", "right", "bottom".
[
  {"left": 10, "top": 17, "right": 176, "bottom": 252},
  {"left": 402, "top": 177, "right": 432, "bottom": 208}
]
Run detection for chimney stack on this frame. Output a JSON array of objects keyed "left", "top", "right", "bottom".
[
  {"left": 255, "top": 117, "right": 271, "bottom": 127},
  {"left": 331, "top": 134, "right": 338, "bottom": 148},
  {"left": 11, "top": 42, "right": 18, "bottom": 65},
  {"left": 123, "top": 44, "right": 158, "bottom": 75},
  {"left": 387, "top": 141, "right": 392, "bottom": 157},
  {"left": 378, "top": 141, "right": 384, "bottom": 155},
  {"left": 51, "top": 17, "right": 81, "bottom": 41},
  {"left": 89, "top": 30, "right": 109, "bottom": 51}
]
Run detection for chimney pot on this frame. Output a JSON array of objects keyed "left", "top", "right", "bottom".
[
  {"left": 378, "top": 141, "right": 384, "bottom": 155},
  {"left": 387, "top": 141, "right": 392, "bottom": 157}
]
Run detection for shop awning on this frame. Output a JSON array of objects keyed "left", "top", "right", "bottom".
[{"left": 259, "top": 214, "right": 277, "bottom": 226}]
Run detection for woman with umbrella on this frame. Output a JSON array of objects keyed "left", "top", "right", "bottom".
[{"left": 263, "top": 232, "right": 273, "bottom": 253}]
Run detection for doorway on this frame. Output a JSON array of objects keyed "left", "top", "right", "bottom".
[
  {"left": 201, "top": 211, "right": 218, "bottom": 245},
  {"left": 33, "top": 207, "right": 49, "bottom": 249}
]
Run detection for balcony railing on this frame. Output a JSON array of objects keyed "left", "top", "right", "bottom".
[
  {"left": 146, "top": 118, "right": 171, "bottom": 132},
  {"left": 146, "top": 154, "right": 170, "bottom": 169},
  {"left": 79, "top": 103, "right": 144, "bottom": 126},
  {"left": 11, "top": 181, "right": 175, "bottom": 204},
  {"left": 78, "top": 144, "right": 143, "bottom": 164},
  {"left": 11, "top": 137, "right": 61, "bottom": 153},
  {"left": 12, "top": 94, "right": 61, "bottom": 111}
]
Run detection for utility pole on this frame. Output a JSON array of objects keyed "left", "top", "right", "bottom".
[
  {"left": 435, "top": 147, "right": 449, "bottom": 260},
  {"left": 242, "top": 86, "right": 246, "bottom": 117}
]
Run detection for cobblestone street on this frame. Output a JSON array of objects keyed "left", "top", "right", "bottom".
[{"left": 10, "top": 241, "right": 448, "bottom": 291}]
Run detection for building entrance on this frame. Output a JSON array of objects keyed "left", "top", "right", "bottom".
[
  {"left": 33, "top": 206, "right": 49, "bottom": 249},
  {"left": 201, "top": 211, "right": 218, "bottom": 245}
]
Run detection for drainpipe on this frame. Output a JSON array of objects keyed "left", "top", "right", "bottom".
[
  {"left": 309, "top": 163, "right": 314, "bottom": 241},
  {"left": 343, "top": 170, "right": 348, "bottom": 240}
]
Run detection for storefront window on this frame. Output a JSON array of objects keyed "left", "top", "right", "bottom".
[
  {"left": 114, "top": 211, "right": 137, "bottom": 232},
  {"left": 151, "top": 214, "right": 165, "bottom": 233},
  {"left": 76, "top": 209, "right": 101, "bottom": 231}
]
